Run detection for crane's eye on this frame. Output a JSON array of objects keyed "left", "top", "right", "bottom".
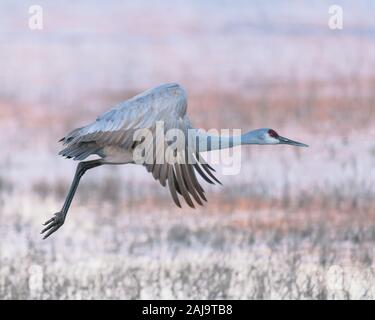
[{"left": 268, "top": 129, "right": 279, "bottom": 138}]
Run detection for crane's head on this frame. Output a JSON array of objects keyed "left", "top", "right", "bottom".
[{"left": 244, "top": 128, "right": 308, "bottom": 147}]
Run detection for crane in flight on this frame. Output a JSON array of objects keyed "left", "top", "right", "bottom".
[{"left": 41, "top": 83, "right": 308, "bottom": 239}]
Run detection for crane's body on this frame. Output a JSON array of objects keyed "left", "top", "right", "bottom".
[{"left": 42, "top": 83, "right": 308, "bottom": 239}]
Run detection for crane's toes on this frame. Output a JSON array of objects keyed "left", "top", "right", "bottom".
[{"left": 41, "top": 212, "right": 65, "bottom": 239}]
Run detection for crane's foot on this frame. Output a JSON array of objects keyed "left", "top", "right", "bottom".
[{"left": 41, "top": 212, "right": 65, "bottom": 239}]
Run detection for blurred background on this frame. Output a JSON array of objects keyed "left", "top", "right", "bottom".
[{"left": 0, "top": 0, "right": 375, "bottom": 299}]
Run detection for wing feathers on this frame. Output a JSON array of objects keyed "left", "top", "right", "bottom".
[
  {"left": 201, "top": 163, "right": 222, "bottom": 185},
  {"left": 59, "top": 83, "right": 221, "bottom": 208},
  {"left": 174, "top": 163, "right": 195, "bottom": 208},
  {"left": 168, "top": 166, "right": 181, "bottom": 208},
  {"left": 180, "top": 164, "right": 203, "bottom": 206}
]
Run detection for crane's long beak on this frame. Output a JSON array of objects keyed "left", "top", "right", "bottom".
[{"left": 278, "top": 136, "right": 308, "bottom": 147}]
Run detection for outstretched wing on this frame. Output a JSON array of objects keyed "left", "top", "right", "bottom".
[
  {"left": 140, "top": 114, "right": 221, "bottom": 208},
  {"left": 59, "top": 83, "right": 221, "bottom": 208},
  {"left": 61, "top": 83, "right": 187, "bottom": 148}
]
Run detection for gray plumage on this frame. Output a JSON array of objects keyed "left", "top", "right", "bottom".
[
  {"left": 41, "top": 82, "right": 308, "bottom": 239},
  {"left": 58, "top": 83, "right": 219, "bottom": 210}
]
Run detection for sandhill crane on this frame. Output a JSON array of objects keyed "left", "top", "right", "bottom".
[{"left": 41, "top": 83, "right": 308, "bottom": 239}]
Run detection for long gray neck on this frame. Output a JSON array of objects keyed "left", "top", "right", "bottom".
[{"left": 191, "top": 129, "right": 261, "bottom": 152}]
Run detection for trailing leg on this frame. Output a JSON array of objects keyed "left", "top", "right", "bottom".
[{"left": 41, "top": 159, "right": 102, "bottom": 239}]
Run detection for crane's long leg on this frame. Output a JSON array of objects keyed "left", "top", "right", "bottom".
[{"left": 41, "top": 159, "right": 103, "bottom": 239}]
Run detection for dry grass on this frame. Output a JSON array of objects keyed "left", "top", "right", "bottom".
[
  {"left": 0, "top": 134, "right": 374, "bottom": 299},
  {"left": 1, "top": 76, "right": 374, "bottom": 299}
]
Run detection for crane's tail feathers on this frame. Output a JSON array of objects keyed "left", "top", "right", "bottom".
[
  {"left": 59, "top": 127, "right": 84, "bottom": 144},
  {"left": 59, "top": 142, "right": 101, "bottom": 161}
]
